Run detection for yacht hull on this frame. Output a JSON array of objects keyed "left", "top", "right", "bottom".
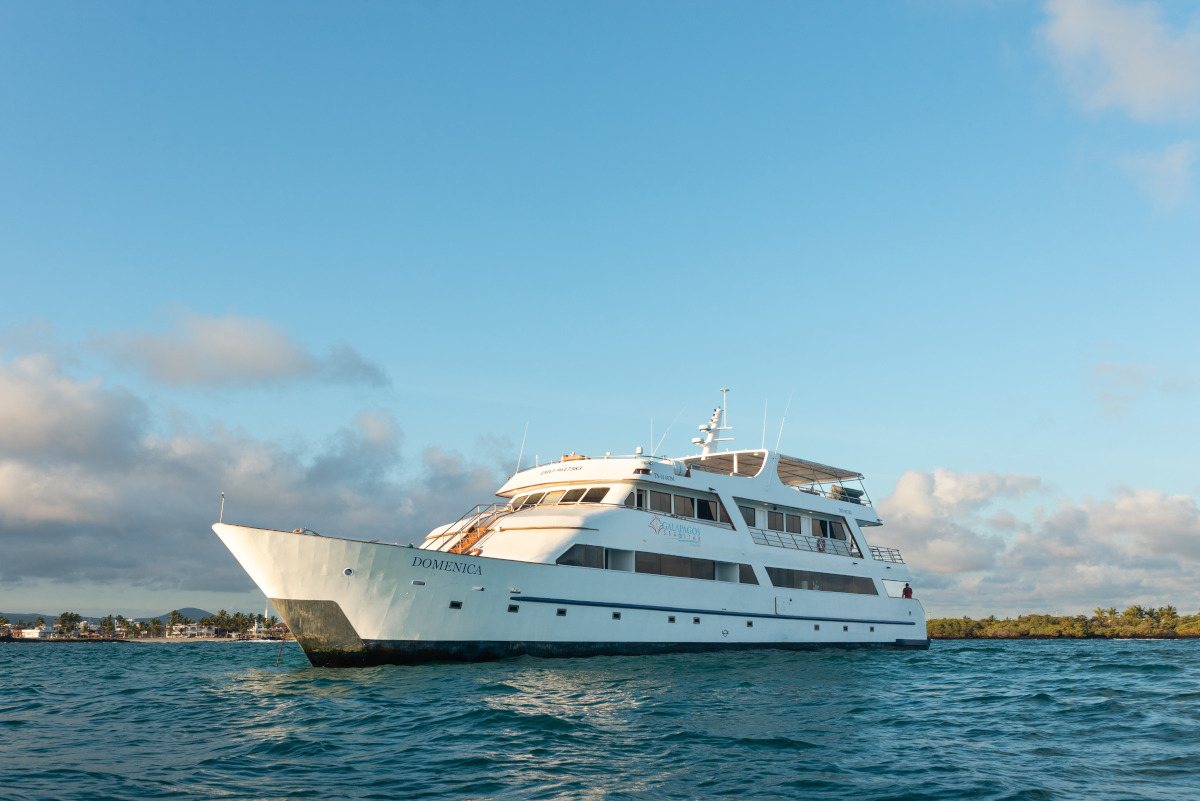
[{"left": 215, "top": 524, "right": 929, "bottom": 667}]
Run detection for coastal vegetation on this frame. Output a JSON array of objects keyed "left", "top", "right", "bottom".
[
  {"left": 929, "top": 606, "right": 1200, "bottom": 639},
  {"left": 1, "top": 609, "right": 277, "bottom": 638}
]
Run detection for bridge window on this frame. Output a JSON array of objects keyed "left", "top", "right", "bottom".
[
  {"left": 739, "top": 505, "right": 756, "bottom": 527},
  {"left": 696, "top": 499, "right": 717, "bottom": 521},
  {"left": 739, "top": 564, "right": 759, "bottom": 585},
  {"left": 767, "top": 511, "right": 784, "bottom": 531},
  {"left": 674, "top": 495, "right": 694, "bottom": 517},
  {"left": 581, "top": 487, "right": 609, "bottom": 503},
  {"left": 560, "top": 488, "right": 586, "bottom": 503},
  {"left": 539, "top": 490, "right": 566, "bottom": 505},
  {"left": 635, "top": 552, "right": 715, "bottom": 580}
]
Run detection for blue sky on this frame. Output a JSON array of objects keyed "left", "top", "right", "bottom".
[{"left": 1, "top": 1, "right": 1198, "bottom": 618}]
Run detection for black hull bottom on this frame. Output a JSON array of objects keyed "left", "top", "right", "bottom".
[{"left": 302, "top": 638, "right": 931, "bottom": 667}]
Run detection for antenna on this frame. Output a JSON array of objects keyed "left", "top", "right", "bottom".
[
  {"left": 692, "top": 389, "right": 735, "bottom": 455},
  {"left": 761, "top": 399, "right": 768, "bottom": 449},
  {"left": 652, "top": 406, "right": 686, "bottom": 456},
  {"left": 514, "top": 422, "right": 529, "bottom": 476},
  {"left": 220, "top": 492, "right": 225, "bottom": 524},
  {"left": 774, "top": 389, "right": 794, "bottom": 452}
]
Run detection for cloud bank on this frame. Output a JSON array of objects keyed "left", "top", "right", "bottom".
[
  {"left": 93, "top": 309, "right": 388, "bottom": 388},
  {"left": 878, "top": 467, "right": 1200, "bottom": 617},
  {"left": 0, "top": 355, "right": 504, "bottom": 595}
]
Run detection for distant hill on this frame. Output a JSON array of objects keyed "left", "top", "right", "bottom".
[{"left": 2, "top": 608, "right": 216, "bottom": 625}]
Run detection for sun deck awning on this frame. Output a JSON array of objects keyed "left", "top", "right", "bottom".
[{"left": 775, "top": 454, "right": 863, "bottom": 486}]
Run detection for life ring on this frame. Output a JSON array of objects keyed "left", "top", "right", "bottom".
[{"left": 817, "top": 537, "right": 826, "bottom": 553}]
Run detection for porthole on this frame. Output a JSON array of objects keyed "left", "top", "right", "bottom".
[
  {"left": 693, "top": 617, "right": 700, "bottom": 624},
  {"left": 843, "top": 625, "right": 849, "bottom": 632},
  {"left": 612, "top": 612, "right": 621, "bottom": 620},
  {"left": 746, "top": 621, "right": 753, "bottom": 628},
  {"left": 343, "top": 568, "right": 354, "bottom": 576},
  {"left": 870, "top": 626, "right": 875, "bottom": 632},
  {"left": 449, "top": 601, "right": 463, "bottom": 610},
  {"left": 668, "top": 616, "right": 676, "bottom": 623},
  {"left": 557, "top": 608, "right": 567, "bottom": 617},
  {"left": 814, "top": 624, "right": 820, "bottom": 631},
  {"left": 508, "top": 605, "right": 519, "bottom": 613}
]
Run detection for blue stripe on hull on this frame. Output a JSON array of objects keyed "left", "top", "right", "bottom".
[
  {"left": 303, "top": 638, "right": 931, "bottom": 667},
  {"left": 513, "top": 595, "right": 918, "bottom": 627}
]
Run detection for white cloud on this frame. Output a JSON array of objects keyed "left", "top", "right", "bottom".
[
  {"left": 92, "top": 309, "right": 388, "bottom": 388},
  {"left": 1089, "top": 359, "right": 1194, "bottom": 416},
  {"left": 1042, "top": 0, "right": 1200, "bottom": 122},
  {"left": 0, "top": 355, "right": 504, "bottom": 594},
  {"left": 1120, "top": 139, "right": 1197, "bottom": 209},
  {"left": 875, "top": 467, "right": 1200, "bottom": 617}
]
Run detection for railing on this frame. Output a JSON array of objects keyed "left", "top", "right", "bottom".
[
  {"left": 870, "top": 546, "right": 905, "bottom": 564},
  {"left": 427, "top": 503, "right": 513, "bottom": 553},
  {"left": 749, "top": 528, "right": 862, "bottom": 559}
]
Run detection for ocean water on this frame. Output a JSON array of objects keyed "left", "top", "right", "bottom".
[{"left": 2, "top": 640, "right": 1199, "bottom": 800}]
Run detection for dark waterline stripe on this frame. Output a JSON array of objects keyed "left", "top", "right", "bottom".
[{"left": 511, "top": 595, "right": 917, "bottom": 626}]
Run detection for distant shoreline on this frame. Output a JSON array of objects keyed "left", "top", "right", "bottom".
[{"left": 1, "top": 636, "right": 282, "bottom": 644}]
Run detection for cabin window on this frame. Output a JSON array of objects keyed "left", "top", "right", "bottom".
[
  {"left": 581, "top": 487, "right": 609, "bottom": 504},
  {"left": 539, "top": 490, "right": 566, "bottom": 506},
  {"left": 650, "top": 491, "right": 672, "bottom": 514},
  {"left": 512, "top": 495, "right": 528, "bottom": 508},
  {"left": 814, "top": 519, "right": 829, "bottom": 538},
  {"left": 765, "top": 566, "right": 878, "bottom": 595},
  {"left": 767, "top": 511, "right": 784, "bottom": 531},
  {"left": 785, "top": 514, "right": 802, "bottom": 534},
  {"left": 829, "top": 520, "right": 848, "bottom": 541},
  {"left": 624, "top": 492, "right": 635, "bottom": 507},
  {"left": 696, "top": 499, "right": 717, "bottom": 521},
  {"left": 624, "top": 490, "right": 648, "bottom": 508},
  {"left": 523, "top": 492, "right": 546, "bottom": 508},
  {"left": 556, "top": 544, "right": 605, "bottom": 569},
  {"left": 719, "top": 502, "right": 732, "bottom": 525},
  {"left": 739, "top": 564, "right": 759, "bottom": 585},
  {"left": 560, "top": 488, "right": 586, "bottom": 503},
  {"left": 674, "top": 495, "right": 694, "bottom": 517},
  {"left": 635, "top": 552, "right": 716, "bottom": 580},
  {"left": 739, "top": 505, "right": 756, "bottom": 528}
]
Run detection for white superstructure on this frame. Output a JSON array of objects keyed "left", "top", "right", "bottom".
[{"left": 214, "top": 397, "right": 927, "bottom": 666}]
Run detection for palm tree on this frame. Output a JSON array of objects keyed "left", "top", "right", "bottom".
[
  {"left": 1093, "top": 607, "right": 1108, "bottom": 621},
  {"left": 1158, "top": 605, "right": 1178, "bottom": 620}
]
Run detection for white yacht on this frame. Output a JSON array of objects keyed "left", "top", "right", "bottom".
[{"left": 214, "top": 396, "right": 927, "bottom": 666}]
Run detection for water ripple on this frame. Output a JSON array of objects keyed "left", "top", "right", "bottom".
[{"left": 3, "top": 639, "right": 1200, "bottom": 799}]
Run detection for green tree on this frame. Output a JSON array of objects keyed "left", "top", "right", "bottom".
[
  {"left": 56, "top": 612, "right": 82, "bottom": 634},
  {"left": 1123, "top": 605, "right": 1146, "bottom": 621},
  {"left": 149, "top": 618, "right": 165, "bottom": 637}
]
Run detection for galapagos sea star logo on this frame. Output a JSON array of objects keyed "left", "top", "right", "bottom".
[{"left": 647, "top": 515, "right": 701, "bottom": 543}]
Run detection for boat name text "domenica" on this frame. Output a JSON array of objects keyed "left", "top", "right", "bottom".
[{"left": 411, "top": 556, "right": 483, "bottom": 575}]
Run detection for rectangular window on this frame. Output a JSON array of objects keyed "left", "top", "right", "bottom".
[
  {"left": 539, "top": 490, "right": 566, "bottom": 505},
  {"left": 767, "top": 511, "right": 784, "bottom": 531},
  {"left": 635, "top": 551, "right": 661, "bottom": 574},
  {"left": 449, "top": 601, "right": 463, "bottom": 610},
  {"left": 668, "top": 616, "right": 676, "bottom": 623},
  {"left": 695, "top": 499, "right": 717, "bottom": 521},
  {"left": 814, "top": 519, "right": 830, "bottom": 538},
  {"left": 650, "top": 491, "right": 672, "bottom": 513},
  {"left": 557, "top": 608, "right": 567, "bottom": 616},
  {"left": 829, "top": 520, "right": 847, "bottom": 541},
  {"left": 508, "top": 605, "right": 519, "bottom": 613},
  {"left": 581, "top": 487, "right": 609, "bottom": 504},
  {"left": 785, "top": 514, "right": 802, "bottom": 534},
  {"left": 612, "top": 612, "right": 621, "bottom": 620},
  {"left": 560, "top": 488, "right": 586, "bottom": 503},
  {"left": 674, "top": 495, "right": 694, "bottom": 517},
  {"left": 719, "top": 502, "right": 732, "bottom": 525},
  {"left": 765, "top": 566, "right": 878, "bottom": 595},
  {"left": 556, "top": 544, "right": 605, "bottom": 569},
  {"left": 739, "top": 564, "right": 759, "bottom": 585},
  {"left": 739, "top": 505, "right": 756, "bottom": 528}
]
